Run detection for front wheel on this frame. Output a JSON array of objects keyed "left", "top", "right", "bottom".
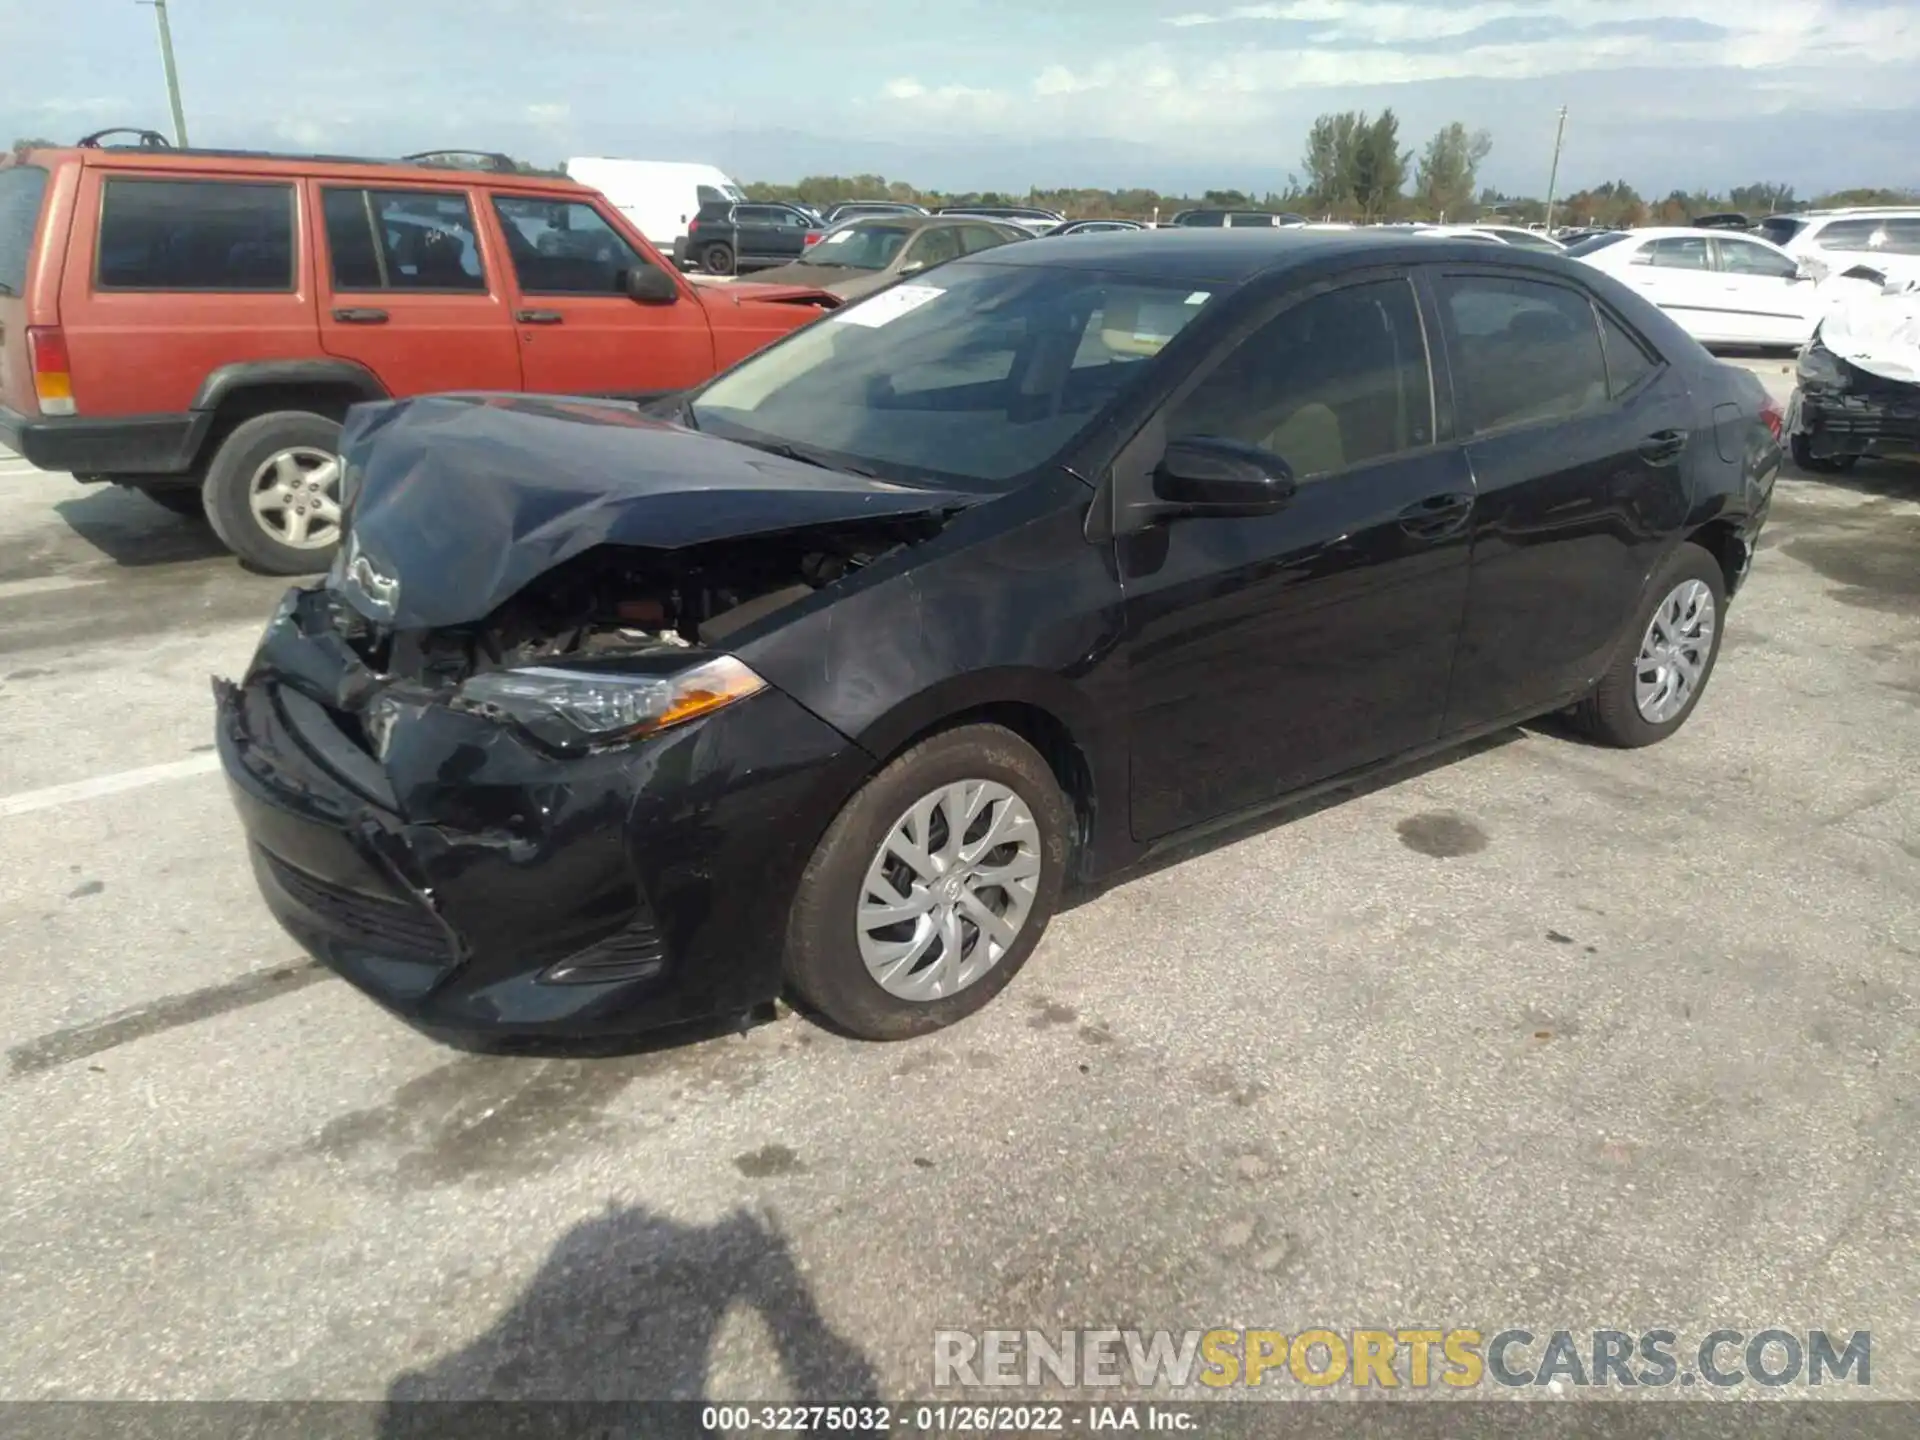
[
  {"left": 784, "top": 724, "right": 1070, "bottom": 1040},
  {"left": 201, "top": 411, "right": 345, "bottom": 574},
  {"left": 1571, "top": 543, "right": 1727, "bottom": 748}
]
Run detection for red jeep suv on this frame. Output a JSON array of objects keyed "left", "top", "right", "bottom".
[{"left": 0, "top": 132, "right": 835, "bottom": 572}]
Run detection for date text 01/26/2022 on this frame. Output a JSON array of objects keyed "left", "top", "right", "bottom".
[{"left": 698, "top": 1404, "right": 1197, "bottom": 1431}]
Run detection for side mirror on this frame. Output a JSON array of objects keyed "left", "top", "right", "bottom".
[
  {"left": 1151, "top": 436, "right": 1295, "bottom": 518},
  {"left": 624, "top": 265, "right": 680, "bottom": 303}
]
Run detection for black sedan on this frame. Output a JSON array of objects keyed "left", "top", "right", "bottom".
[{"left": 216, "top": 231, "right": 1780, "bottom": 1044}]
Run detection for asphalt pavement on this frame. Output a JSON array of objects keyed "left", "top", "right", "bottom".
[{"left": 1, "top": 365, "right": 1917, "bottom": 1405}]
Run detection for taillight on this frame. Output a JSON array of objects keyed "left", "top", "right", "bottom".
[
  {"left": 26, "top": 326, "right": 75, "bottom": 416},
  {"left": 804, "top": 230, "right": 823, "bottom": 247},
  {"left": 688, "top": 219, "right": 701, "bottom": 234},
  {"left": 1760, "top": 397, "right": 1783, "bottom": 441}
]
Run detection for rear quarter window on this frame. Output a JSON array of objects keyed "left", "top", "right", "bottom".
[
  {"left": 0, "top": 165, "right": 50, "bottom": 296},
  {"left": 96, "top": 177, "right": 296, "bottom": 291}
]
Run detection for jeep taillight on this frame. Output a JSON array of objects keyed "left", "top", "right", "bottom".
[
  {"left": 804, "top": 230, "right": 823, "bottom": 246},
  {"left": 688, "top": 219, "right": 701, "bottom": 234},
  {"left": 26, "top": 326, "right": 74, "bottom": 416}
]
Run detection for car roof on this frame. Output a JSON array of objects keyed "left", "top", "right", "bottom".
[
  {"left": 25, "top": 141, "right": 589, "bottom": 193},
  {"left": 953, "top": 227, "right": 1588, "bottom": 284}
]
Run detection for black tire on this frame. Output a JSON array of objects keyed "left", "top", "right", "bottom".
[
  {"left": 784, "top": 724, "right": 1071, "bottom": 1040},
  {"left": 701, "top": 242, "right": 735, "bottom": 276},
  {"left": 1571, "top": 542, "right": 1727, "bottom": 749},
  {"left": 201, "top": 410, "right": 345, "bottom": 574},
  {"left": 137, "top": 485, "right": 207, "bottom": 520},
  {"left": 1789, "top": 431, "right": 1856, "bottom": 474}
]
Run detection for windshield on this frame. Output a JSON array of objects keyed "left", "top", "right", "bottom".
[
  {"left": 807, "top": 223, "right": 914, "bottom": 270},
  {"left": 1566, "top": 233, "right": 1629, "bottom": 257},
  {"left": 1756, "top": 216, "right": 1805, "bottom": 247},
  {"left": 691, "top": 261, "right": 1215, "bottom": 487}
]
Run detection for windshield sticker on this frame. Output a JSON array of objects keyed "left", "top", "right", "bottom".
[
  {"left": 823, "top": 230, "right": 855, "bottom": 245},
  {"left": 833, "top": 283, "right": 947, "bottom": 328},
  {"left": 1185, "top": 291, "right": 1211, "bottom": 305}
]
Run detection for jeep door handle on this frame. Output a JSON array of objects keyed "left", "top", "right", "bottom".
[
  {"left": 515, "top": 310, "right": 564, "bottom": 325},
  {"left": 331, "top": 307, "right": 388, "bottom": 324}
]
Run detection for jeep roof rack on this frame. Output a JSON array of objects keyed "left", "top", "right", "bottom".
[
  {"left": 76, "top": 127, "right": 176, "bottom": 150},
  {"left": 402, "top": 150, "right": 521, "bottom": 174}
]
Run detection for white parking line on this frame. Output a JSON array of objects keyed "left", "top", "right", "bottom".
[
  {"left": 0, "top": 754, "right": 223, "bottom": 818},
  {"left": 0, "top": 576, "right": 105, "bottom": 602}
]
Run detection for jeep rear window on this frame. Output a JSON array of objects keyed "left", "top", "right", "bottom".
[
  {"left": 0, "top": 165, "right": 49, "bottom": 297},
  {"left": 97, "top": 178, "right": 295, "bottom": 291}
]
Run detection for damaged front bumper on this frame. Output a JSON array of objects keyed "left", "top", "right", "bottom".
[
  {"left": 1790, "top": 341, "right": 1920, "bottom": 462},
  {"left": 215, "top": 587, "right": 866, "bottom": 1040}
]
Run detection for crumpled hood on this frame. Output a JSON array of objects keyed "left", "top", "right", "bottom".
[
  {"left": 1817, "top": 281, "right": 1920, "bottom": 386},
  {"left": 332, "top": 393, "right": 977, "bottom": 630}
]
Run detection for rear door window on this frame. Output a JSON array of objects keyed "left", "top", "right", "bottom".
[
  {"left": 1597, "top": 310, "right": 1661, "bottom": 399},
  {"left": 96, "top": 178, "right": 295, "bottom": 290},
  {"left": 1440, "top": 274, "right": 1611, "bottom": 433},
  {"left": 1643, "top": 237, "right": 1710, "bottom": 270},
  {"left": 1814, "top": 219, "right": 1879, "bottom": 252},
  {"left": 1880, "top": 218, "right": 1920, "bottom": 256},
  {"left": 0, "top": 165, "right": 49, "bottom": 297},
  {"left": 322, "top": 188, "right": 487, "bottom": 291}
]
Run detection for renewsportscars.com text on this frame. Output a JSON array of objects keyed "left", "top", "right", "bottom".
[{"left": 933, "top": 1328, "right": 1872, "bottom": 1390}]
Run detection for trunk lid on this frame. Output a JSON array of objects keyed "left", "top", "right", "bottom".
[{"left": 332, "top": 393, "right": 979, "bottom": 630}]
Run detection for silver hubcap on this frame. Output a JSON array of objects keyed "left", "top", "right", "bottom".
[
  {"left": 857, "top": 780, "right": 1042, "bottom": 1001},
  {"left": 248, "top": 447, "right": 342, "bottom": 549},
  {"left": 1635, "top": 579, "right": 1715, "bottom": 724}
]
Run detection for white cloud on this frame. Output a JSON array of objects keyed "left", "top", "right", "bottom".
[
  {"left": 872, "top": 0, "right": 1920, "bottom": 139},
  {"left": 525, "top": 102, "right": 571, "bottom": 124}
]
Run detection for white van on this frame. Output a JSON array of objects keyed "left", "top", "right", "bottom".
[
  {"left": 1754, "top": 209, "right": 1920, "bottom": 285},
  {"left": 563, "top": 158, "right": 747, "bottom": 257}
]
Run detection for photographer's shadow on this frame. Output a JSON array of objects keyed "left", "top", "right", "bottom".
[{"left": 382, "top": 1202, "right": 879, "bottom": 1438}]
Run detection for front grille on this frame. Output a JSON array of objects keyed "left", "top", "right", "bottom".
[
  {"left": 260, "top": 849, "right": 454, "bottom": 962},
  {"left": 539, "top": 912, "right": 667, "bottom": 985}
]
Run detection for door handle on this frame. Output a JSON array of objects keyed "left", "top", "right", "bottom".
[
  {"left": 515, "top": 310, "right": 564, "bottom": 325},
  {"left": 1398, "top": 491, "right": 1474, "bottom": 540},
  {"left": 1639, "top": 428, "right": 1688, "bottom": 465},
  {"left": 331, "top": 307, "right": 388, "bottom": 324}
]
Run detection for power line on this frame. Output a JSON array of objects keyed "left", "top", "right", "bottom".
[{"left": 137, "top": 0, "right": 190, "bottom": 147}]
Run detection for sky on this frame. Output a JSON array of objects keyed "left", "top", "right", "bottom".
[{"left": 3, "top": 0, "right": 1917, "bottom": 200}]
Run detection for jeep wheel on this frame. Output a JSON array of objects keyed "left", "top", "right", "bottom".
[
  {"left": 202, "top": 411, "right": 345, "bottom": 574},
  {"left": 701, "top": 242, "right": 736, "bottom": 276}
]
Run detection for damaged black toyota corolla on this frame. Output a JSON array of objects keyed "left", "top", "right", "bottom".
[{"left": 217, "top": 232, "right": 1779, "bottom": 1042}]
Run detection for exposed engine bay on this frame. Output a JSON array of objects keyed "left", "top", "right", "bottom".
[{"left": 331, "top": 518, "right": 946, "bottom": 688}]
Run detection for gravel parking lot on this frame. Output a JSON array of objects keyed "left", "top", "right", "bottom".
[{"left": 1, "top": 361, "right": 1916, "bottom": 1404}]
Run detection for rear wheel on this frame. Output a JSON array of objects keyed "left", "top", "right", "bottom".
[
  {"left": 701, "top": 242, "right": 735, "bottom": 276},
  {"left": 201, "top": 410, "right": 345, "bottom": 574},
  {"left": 784, "top": 724, "right": 1070, "bottom": 1040},
  {"left": 1571, "top": 543, "right": 1726, "bottom": 748}
]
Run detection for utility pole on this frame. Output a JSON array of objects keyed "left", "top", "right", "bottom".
[
  {"left": 1542, "top": 105, "right": 1568, "bottom": 232},
  {"left": 139, "top": 0, "right": 190, "bottom": 147}
]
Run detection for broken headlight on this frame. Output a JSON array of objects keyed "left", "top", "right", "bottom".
[{"left": 452, "top": 654, "right": 766, "bottom": 750}]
